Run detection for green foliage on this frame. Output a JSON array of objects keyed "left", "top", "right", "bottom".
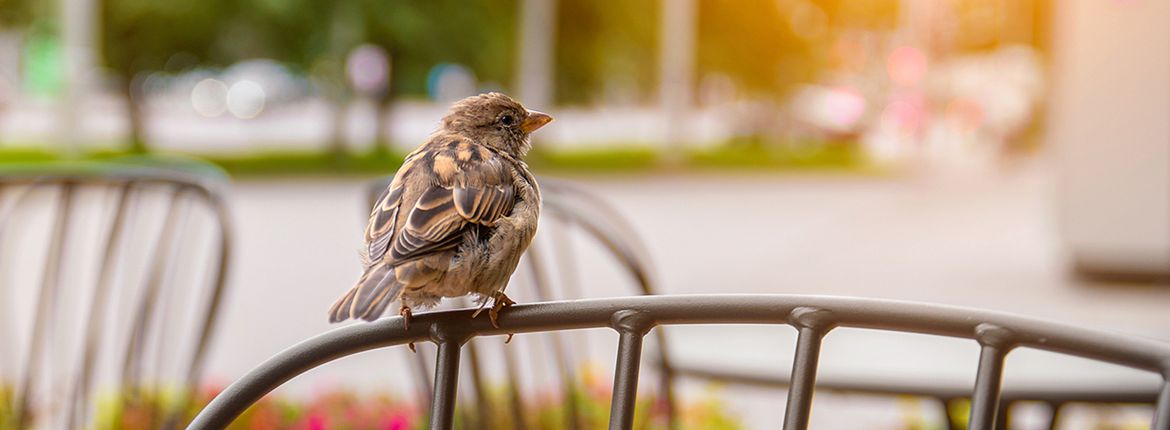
[
  {"left": 685, "top": 139, "right": 864, "bottom": 171},
  {"left": 99, "top": 0, "right": 234, "bottom": 79},
  {"left": 99, "top": 0, "right": 238, "bottom": 151},
  {"left": 75, "top": 381, "right": 741, "bottom": 430},
  {"left": 360, "top": 0, "right": 518, "bottom": 98},
  {"left": 0, "top": 385, "right": 13, "bottom": 430},
  {"left": 229, "top": 0, "right": 350, "bottom": 70},
  {"left": 554, "top": 0, "right": 659, "bottom": 105},
  {"left": 0, "top": 0, "right": 37, "bottom": 28}
]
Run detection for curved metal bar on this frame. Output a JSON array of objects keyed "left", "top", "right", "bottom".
[
  {"left": 543, "top": 200, "right": 652, "bottom": 293},
  {"left": 410, "top": 345, "right": 435, "bottom": 414},
  {"left": 0, "top": 157, "right": 229, "bottom": 194},
  {"left": 543, "top": 194, "right": 679, "bottom": 428},
  {"left": 68, "top": 182, "right": 135, "bottom": 430},
  {"left": 670, "top": 365, "right": 1162, "bottom": 404},
  {"left": 15, "top": 182, "right": 75, "bottom": 429},
  {"left": 0, "top": 181, "right": 46, "bottom": 387},
  {"left": 523, "top": 242, "right": 581, "bottom": 430},
  {"left": 168, "top": 189, "right": 234, "bottom": 428},
  {"left": 121, "top": 186, "right": 188, "bottom": 393},
  {"left": 500, "top": 340, "right": 529, "bottom": 430},
  {"left": 187, "top": 294, "right": 1170, "bottom": 429},
  {"left": 465, "top": 340, "right": 491, "bottom": 430},
  {"left": 1155, "top": 379, "right": 1170, "bottom": 429},
  {"left": 183, "top": 188, "right": 235, "bottom": 388},
  {"left": 540, "top": 179, "right": 651, "bottom": 261}
]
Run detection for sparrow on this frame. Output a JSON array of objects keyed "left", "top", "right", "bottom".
[{"left": 328, "top": 92, "right": 551, "bottom": 333}]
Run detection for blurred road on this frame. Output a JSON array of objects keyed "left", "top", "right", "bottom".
[{"left": 207, "top": 160, "right": 1170, "bottom": 428}]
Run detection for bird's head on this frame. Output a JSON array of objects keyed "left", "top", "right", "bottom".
[{"left": 441, "top": 92, "right": 553, "bottom": 157}]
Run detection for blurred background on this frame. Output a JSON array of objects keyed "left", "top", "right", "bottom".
[{"left": 1, "top": 0, "right": 1169, "bottom": 428}]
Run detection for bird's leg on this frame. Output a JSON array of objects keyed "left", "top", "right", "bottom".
[
  {"left": 488, "top": 291, "right": 516, "bottom": 329},
  {"left": 401, "top": 305, "right": 416, "bottom": 353},
  {"left": 400, "top": 305, "right": 413, "bottom": 331}
]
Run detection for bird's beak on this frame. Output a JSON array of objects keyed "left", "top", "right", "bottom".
[{"left": 520, "top": 110, "right": 553, "bottom": 133}]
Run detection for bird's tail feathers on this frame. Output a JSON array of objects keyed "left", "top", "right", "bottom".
[{"left": 328, "top": 264, "right": 402, "bottom": 322}]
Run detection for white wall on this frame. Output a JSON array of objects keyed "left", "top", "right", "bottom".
[{"left": 1048, "top": 0, "right": 1170, "bottom": 275}]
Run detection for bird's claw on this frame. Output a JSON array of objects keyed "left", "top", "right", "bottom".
[
  {"left": 401, "top": 306, "right": 416, "bottom": 353},
  {"left": 487, "top": 292, "right": 516, "bottom": 329},
  {"left": 400, "top": 306, "right": 412, "bottom": 331}
]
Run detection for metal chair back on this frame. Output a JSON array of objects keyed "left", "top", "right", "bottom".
[
  {"left": 187, "top": 294, "right": 1170, "bottom": 430},
  {"left": 0, "top": 158, "right": 233, "bottom": 429}
]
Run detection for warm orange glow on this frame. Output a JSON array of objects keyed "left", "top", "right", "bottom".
[{"left": 887, "top": 46, "right": 927, "bottom": 87}]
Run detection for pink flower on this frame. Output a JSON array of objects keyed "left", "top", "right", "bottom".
[
  {"left": 384, "top": 413, "right": 411, "bottom": 430},
  {"left": 307, "top": 413, "right": 327, "bottom": 430}
]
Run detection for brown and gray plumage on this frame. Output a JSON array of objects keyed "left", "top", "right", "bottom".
[{"left": 328, "top": 92, "right": 551, "bottom": 326}]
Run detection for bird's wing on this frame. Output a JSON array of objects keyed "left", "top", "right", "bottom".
[
  {"left": 375, "top": 138, "right": 516, "bottom": 264},
  {"left": 364, "top": 183, "right": 404, "bottom": 263}
]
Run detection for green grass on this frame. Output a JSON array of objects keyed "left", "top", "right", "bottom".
[
  {"left": 685, "top": 139, "right": 864, "bottom": 171},
  {"left": 1, "top": 139, "right": 869, "bottom": 178},
  {"left": 204, "top": 150, "right": 407, "bottom": 177},
  {"left": 0, "top": 146, "right": 58, "bottom": 163},
  {"left": 528, "top": 145, "right": 661, "bottom": 171}
]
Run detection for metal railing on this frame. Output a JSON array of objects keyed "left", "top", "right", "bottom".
[
  {"left": 0, "top": 157, "right": 234, "bottom": 429},
  {"left": 188, "top": 294, "right": 1170, "bottom": 430}
]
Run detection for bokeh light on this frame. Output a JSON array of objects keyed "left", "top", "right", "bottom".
[
  {"left": 793, "top": 84, "right": 867, "bottom": 134},
  {"left": 226, "top": 80, "right": 266, "bottom": 119},
  {"left": 787, "top": 1, "right": 828, "bottom": 41},
  {"left": 190, "top": 78, "right": 228, "bottom": 117},
  {"left": 427, "top": 63, "right": 476, "bottom": 103},
  {"left": 347, "top": 44, "right": 390, "bottom": 97}
]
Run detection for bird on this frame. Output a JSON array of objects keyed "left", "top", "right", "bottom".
[{"left": 328, "top": 92, "right": 551, "bottom": 334}]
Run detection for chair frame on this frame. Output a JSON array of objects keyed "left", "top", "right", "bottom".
[
  {"left": 187, "top": 294, "right": 1170, "bottom": 430},
  {"left": 1, "top": 160, "right": 234, "bottom": 429}
]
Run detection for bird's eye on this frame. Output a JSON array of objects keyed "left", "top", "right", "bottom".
[{"left": 500, "top": 114, "right": 517, "bottom": 126}]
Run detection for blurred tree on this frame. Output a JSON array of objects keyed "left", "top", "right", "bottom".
[
  {"left": 228, "top": 0, "right": 362, "bottom": 159},
  {"left": 822, "top": 0, "right": 898, "bottom": 30},
  {"left": 359, "top": 0, "right": 516, "bottom": 153},
  {"left": 0, "top": 0, "right": 43, "bottom": 124},
  {"left": 554, "top": 0, "right": 658, "bottom": 106},
  {"left": 99, "top": 0, "right": 234, "bottom": 152},
  {"left": 0, "top": 0, "right": 36, "bottom": 29}
]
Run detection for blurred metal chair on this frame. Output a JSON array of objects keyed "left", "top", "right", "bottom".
[
  {"left": 363, "top": 176, "right": 676, "bottom": 430},
  {"left": 0, "top": 157, "right": 233, "bottom": 429},
  {"left": 527, "top": 180, "right": 1164, "bottom": 430},
  {"left": 188, "top": 295, "right": 1170, "bottom": 430},
  {"left": 356, "top": 174, "right": 1168, "bottom": 430}
]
